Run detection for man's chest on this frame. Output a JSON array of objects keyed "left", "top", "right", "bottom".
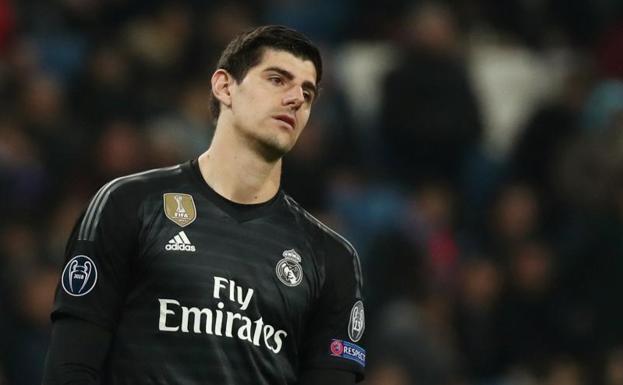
[{"left": 125, "top": 198, "right": 322, "bottom": 346}]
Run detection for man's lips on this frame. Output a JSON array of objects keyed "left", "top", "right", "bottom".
[{"left": 273, "top": 114, "right": 296, "bottom": 129}]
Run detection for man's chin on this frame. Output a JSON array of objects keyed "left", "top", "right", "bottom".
[{"left": 256, "top": 138, "right": 293, "bottom": 162}]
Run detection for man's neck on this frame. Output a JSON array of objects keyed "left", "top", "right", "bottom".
[{"left": 197, "top": 130, "right": 282, "bottom": 205}]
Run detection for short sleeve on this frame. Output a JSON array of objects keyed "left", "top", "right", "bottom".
[
  {"left": 51, "top": 183, "right": 139, "bottom": 330},
  {"left": 301, "top": 235, "right": 366, "bottom": 382}
]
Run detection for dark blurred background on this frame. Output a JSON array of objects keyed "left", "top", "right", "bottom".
[{"left": 1, "top": 0, "right": 623, "bottom": 384}]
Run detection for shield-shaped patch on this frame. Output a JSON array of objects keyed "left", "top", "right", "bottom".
[{"left": 163, "top": 193, "right": 197, "bottom": 227}]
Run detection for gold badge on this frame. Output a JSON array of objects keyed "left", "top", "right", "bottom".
[{"left": 163, "top": 193, "right": 197, "bottom": 227}]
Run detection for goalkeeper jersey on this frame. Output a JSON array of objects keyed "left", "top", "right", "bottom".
[{"left": 51, "top": 159, "right": 365, "bottom": 384}]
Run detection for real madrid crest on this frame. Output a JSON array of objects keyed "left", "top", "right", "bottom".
[
  {"left": 276, "top": 249, "right": 303, "bottom": 287},
  {"left": 163, "top": 193, "right": 197, "bottom": 227}
]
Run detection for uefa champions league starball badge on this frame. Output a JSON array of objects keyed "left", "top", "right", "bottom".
[{"left": 276, "top": 249, "right": 303, "bottom": 287}]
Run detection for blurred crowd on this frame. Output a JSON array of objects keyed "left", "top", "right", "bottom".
[{"left": 1, "top": 0, "right": 623, "bottom": 384}]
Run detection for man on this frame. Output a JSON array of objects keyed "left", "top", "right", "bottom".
[{"left": 43, "top": 25, "right": 365, "bottom": 384}]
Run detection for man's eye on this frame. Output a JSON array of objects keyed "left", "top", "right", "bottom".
[
  {"left": 303, "top": 92, "right": 312, "bottom": 102},
  {"left": 269, "top": 77, "right": 283, "bottom": 85}
]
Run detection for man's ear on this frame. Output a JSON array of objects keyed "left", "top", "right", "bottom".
[{"left": 211, "top": 69, "right": 234, "bottom": 110}]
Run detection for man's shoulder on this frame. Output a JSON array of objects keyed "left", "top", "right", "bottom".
[
  {"left": 76, "top": 163, "right": 191, "bottom": 242},
  {"left": 97, "top": 163, "right": 188, "bottom": 200},
  {"left": 281, "top": 194, "right": 358, "bottom": 259},
  {"left": 282, "top": 194, "right": 364, "bottom": 292}
]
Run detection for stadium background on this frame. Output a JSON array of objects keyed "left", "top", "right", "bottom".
[{"left": 1, "top": 0, "right": 623, "bottom": 384}]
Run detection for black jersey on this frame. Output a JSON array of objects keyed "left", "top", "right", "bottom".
[{"left": 51, "top": 160, "right": 365, "bottom": 384}]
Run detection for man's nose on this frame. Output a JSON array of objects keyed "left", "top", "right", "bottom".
[{"left": 283, "top": 86, "right": 304, "bottom": 109}]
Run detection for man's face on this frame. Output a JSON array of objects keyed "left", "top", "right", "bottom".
[{"left": 228, "top": 49, "right": 318, "bottom": 160}]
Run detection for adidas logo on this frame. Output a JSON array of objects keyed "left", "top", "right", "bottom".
[{"left": 165, "top": 231, "right": 196, "bottom": 252}]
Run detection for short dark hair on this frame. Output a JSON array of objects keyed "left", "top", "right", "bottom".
[{"left": 209, "top": 25, "right": 323, "bottom": 119}]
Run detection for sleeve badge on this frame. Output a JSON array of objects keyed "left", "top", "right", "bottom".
[
  {"left": 62, "top": 255, "right": 98, "bottom": 296},
  {"left": 348, "top": 300, "right": 365, "bottom": 342}
]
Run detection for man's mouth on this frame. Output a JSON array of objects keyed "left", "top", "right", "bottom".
[{"left": 273, "top": 114, "right": 296, "bottom": 130}]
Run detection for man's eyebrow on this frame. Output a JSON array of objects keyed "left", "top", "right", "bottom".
[{"left": 263, "top": 66, "right": 317, "bottom": 98}]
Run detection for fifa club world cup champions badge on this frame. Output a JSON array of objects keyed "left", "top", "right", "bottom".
[{"left": 163, "top": 193, "right": 197, "bottom": 227}]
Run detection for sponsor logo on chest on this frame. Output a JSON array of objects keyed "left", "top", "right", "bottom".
[
  {"left": 164, "top": 230, "right": 196, "bottom": 252},
  {"left": 158, "top": 276, "right": 288, "bottom": 354}
]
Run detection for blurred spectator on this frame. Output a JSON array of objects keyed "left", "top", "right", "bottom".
[
  {"left": 71, "top": 43, "right": 140, "bottom": 127},
  {"left": 0, "top": 224, "right": 54, "bottom": 385},
  {"left": 364, "top": 181, "right": 459, "bottom": 315},
  {"left": 30, "top": 33, "right": 86, "bottom": 85},
  {"left": 123, "top": 2, "right": 192, "bottom": 73},
  {"left": 467, "top": 31, "right": 569, "bottom": 162},
  {"left": 93, "top": 119, "right": 147, "bottom": 183},
  {"left": 333, "top": 42, "right": 398, "bottom": 169},
  {"left": 509, "top": 66, "right": 590, "bottom": 191},
  {"left": 121, "top": 1, "right": 195, "bottom": 113},
  {"left": 0, "top": 224, "right": 42, "bottom": 287},
  {"left": 379, "top": 1, "right": 481, "bottom": 186},
  {"left": 479, "top": 182, "right": 542, "bottom": 259},
  {"left": 410, "top": 182, "right": 460, "bottom": 289},
  {"left": 556, "top": 80, "right": 623, "bottom": 210},
  {"left": 365, "top": 224, "right": 428, "bottom": 318},
  {"left": 497, "top": 241, "right": 563, "bottom": 373},
  {"left": 4, "top": 267, "right": 57, "bottom": 385},
  {"left": 17, "top": 74, "right": 84, "bottom": 201},
  {"left": 366, "top": 300, "right": 458, "bottom": 385},
  {"left": 453, "top": 257, "right": 505, "bottom": 380},
  {"left": 0, "top": 118, "right": 48, "bottom": 218},
  {"left": 327, "top": 175, "right": 404, "bottom": 259},
  {"left": 146, "top": 78, "right": 214, "bottom": 166}
]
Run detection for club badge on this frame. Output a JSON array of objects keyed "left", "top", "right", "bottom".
[
  {"left": 348, "top": 300, "right": 365, "bottom": 342},
  {"left": 62, "top": 255, "right": 98, "bottom": 296},
  {"left": 276, "top": 249, "right": 303, "bottom": 287},
  {"left": 163, "top": 193, "right": 197, "bottom": 227}
]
